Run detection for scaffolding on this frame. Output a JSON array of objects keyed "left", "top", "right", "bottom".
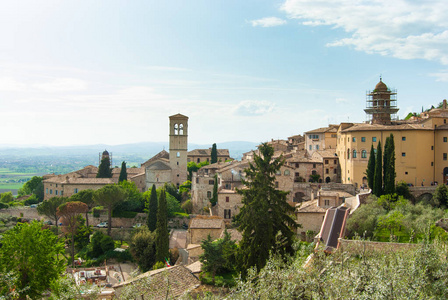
[{"left": 364, "top": 88, "right": 399, "bottom": 124}]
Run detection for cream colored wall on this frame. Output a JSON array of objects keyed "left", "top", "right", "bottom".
[
  {"left": 145, "top": 168, "right": 172, "bottom": 189},
  {"left": 189, "top": 227, "right": 224, "bottom": 245},
  {"left": 191, "top": 172, "right": 215, "bottom": 213},
  {"left": 324, "top": 132, "right": 337, "bottom": 150},
  {"left": 338, "top": 128, "right": 438, "bottom": 187},
  {"left": 44, "top": 182, "right": 110, "bottom": 200},
  {"left": 217, "top": 192, "right": 242, "bottom": 219},
  {"left": 435, "top": 128, "right": 448, "bottom": 184}
]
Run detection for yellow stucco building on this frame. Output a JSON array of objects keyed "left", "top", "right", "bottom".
[{"left": 337, "top": 80, "right": 448, "bottom": 188}]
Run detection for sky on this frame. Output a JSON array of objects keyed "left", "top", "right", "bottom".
[{"left": 1, "top": 0, "right": 447, "bottom": 147}]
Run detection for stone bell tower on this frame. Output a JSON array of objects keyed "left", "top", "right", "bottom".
[{"left": 169, "top": 114, "right": 189, "bottom": 187}]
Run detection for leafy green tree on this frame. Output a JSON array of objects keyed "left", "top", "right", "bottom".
[
  {"left": 18, "top": 176, "right": 44, "bottom": 201},
  {"left": 147, "top": 184, "right": 158, "bottom": 231},
  {"left": 119, "top": 161, "right": 127, "bottom": 183},
  {"left": 210, "top": 174, "right": 218, "bottom": 206},
  {"left": 235, "top": 143, "right": 297, "bottom": 275},
  {"left": 70, "top": 189, "right": 95, "bottom": 226},
  {"left": 366, "top": 144, "right": 376, "bottom": 190},
  {"left": 129, "top": 227, "right": 156, "bottom": 272},
  {"left": 155, "top": 188, "right": 169, "bottom": 264},
  {"left": 373, "top": 141, "right": 383, "bottom": 196},
  {"left": 199, "top": 230, "right": 237, "bottom": 284},
  {"left": 165, "top": 183, "right": 181, "bottom": 202},
  {"left": 181, "top": 199, "right": 193, "bottom": 214},
  {"left": 187, "top": 160, "right": 209, "bottom": 181},
  {"left": 383, "top": 134, "right": 396, "bottom": 194},
  {"left": 395, "top": 181, "right": 412, "bottom": 200},
  {"left": 346, "top": 196, "right": 386, "bottom": 238},
  {"left": 0, "top": 221, "right": 65, "bottom": 299},
  {"left": 37, "top": 196, "right": 68, "bottom": 232},
  {"left": 96, "top": 157, "right": 112, "bottom": 178},
  {"left": 179, "top": 180, "right": 191, "bottom": 202},
  {"left": 211, "top": 143, "right": 218, "bottom": 164},
  {"left": 115, "top": 180, "right": 145, "bottom": 212},
  {"left": 57, "top": 201, "right": 88, "bottom": 265},
  {"left": 73, "top": 216, "right": 93, "bottom": 252},
  {"left": 93, "top": 185, "right": 126, "bottom": 235},
  {"left": 0, "top": 192, "right": 14, "bottom": 204},
  {"left": 378, "top": 210, "right": 404, "bottom": 235},
  {"left": 432, "top": 184, "right": 448, "bottom": 208}
]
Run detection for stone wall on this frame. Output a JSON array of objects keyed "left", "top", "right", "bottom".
[{"left": 338, "top": 238, "right": 420, "bottom": 255}]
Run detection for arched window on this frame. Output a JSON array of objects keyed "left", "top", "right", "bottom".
[
  {"left": 361, "top": 150, "right": 367, "bottom": 158},
  {"left": 353, "top": 149, "right": 357, "bottom": 158},
  {"left": 284, "top": 169, "right": 290, "bottom": 176},
  {"left": 347, "top": 149, "right": 350, "bottom": 159},
  {"left": 179, "top": 123, "right": 184, "bottom": 135},
  {"left": 174, "top": 123, "right": 178, "bottom": 135},
  {"left": 176, "top": 152, "right": 180, "bottom": 158}
]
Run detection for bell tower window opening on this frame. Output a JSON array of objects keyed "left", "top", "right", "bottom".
[
  {"left": 176, "top": 152, "right": 180, "bottom": 158},
  {"left": 174, "top": 123, "right": 179, "bottom": 135},
  {"left": 179, "top": 123, "right": 184, "bottom": 135}
]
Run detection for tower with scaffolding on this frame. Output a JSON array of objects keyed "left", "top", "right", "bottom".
[{"left": 364, "top": 78, "right": 399, "bottom": 125}]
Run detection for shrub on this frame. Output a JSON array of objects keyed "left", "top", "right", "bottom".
[{"left": 112, "top": 210, "right": 138, "bottom": 218}]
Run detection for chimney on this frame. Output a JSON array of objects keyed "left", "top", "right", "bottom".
[{"left": 443, "top": 99, "right": 447, "bottom": 109}]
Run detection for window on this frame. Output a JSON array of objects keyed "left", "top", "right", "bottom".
[
  {"left": 324, "top": 200, "right": 330, "bottom": 206},
  {"left": 444, "top": 153, "right": 447, "bottom": 161},
  {"left": 334, "top": 159, "right": 337, "bottom": 164},
  {"left": 361, "top": 137, "right": 366, "bottom": 142},
  {"left": 177, "top": 162, "right": 179, "bottom": 165},
  {"left": 334, "top": 169, "right": 337, "bottom": 174},
  {"left": 309, "top": 145, "right": 312, "bottom": 150},
  {"left": 325, "top": 160, "right": 329, "bottom": 164},
  {"left": 224, "top": 209, "right": 231, "bottom": 219},
  {"left": 431, "top": 146, "right": 434, "bottom": 150},
  {"left": 284, "top": 170, "right": 290, "bottom": 176},
  {"left": 402, "top": 152, "right": 406, "bottom": 157},
  {"left": 347, "top": 149, "right": 350, "bottom": 159},
  {"left": 309, "top": 134, "right": 319, "bottom": 140},
  {"left": 74, "top": 188, "right": 78, "bottom": 193},
  {"left": 207, "top": 191, "right": 212, "bottom": 198},
  {"left": 50, "top": 189, "right": 53, "bottom": 194},
  {"left": 56, "top": 184, "right": 58, "bottom": 187},
  {"left": 176, "top": 152, "right": 180, "bottom": 158},
  {"left": 61, "top": 191, "right": 63, "bottom": 196},
  {"left": 353, "top": 150, "right": 357, "bottom": 158},
  {"left": 444, "top": 137, "right": 447, "bottom": 142},
  {"left": 276, "top": 170, "right": 281, "bottom": 175},
  {"left": 331, "top": 134, "right": 337, "bottom": 138},
  {"left": 313, "top": 163, "right": 316, "bottom": 168},
  {"left": 197, "top": 158, "right": 200, "bottom": 163},
  {"left": 352, "top": 137, "right": 356, "bottom": 142},
  {"left": 275, "top": 182, "right": 279, "bottom": 188},
  {"left": 431, "top": 162, "right": 434, "bottom": 166},
  {"left": 46, "top": 188, "right": 48, "bottom": 194},
  {"left": 225, "top": 183, "right": 230, "bottom": 189},
  {"left": 402, "top": 136, "right": 406, "bottom": 141},
  {"left": 316, "top": 145, "right": 319, "bottom": 150},
  {"left": 196, "top": 178, "right": 199, "bottom": 183},
  {"left": 295, "top": 163, "right": 299, "bottom": 168},
  {"left": 209, "top": 180, "right": 214, "bottom": 185},
  {"left": 372, "top": 137, "right": 377, "bottom": 142},
  {"left": 361, "top": 150, "right": 367, "bottom": 158},
  {"left": 326, "top": 169, "right": 329, "bottom": 174},
  {"left": 405, "top": 172, "right": 408, "bottom": 175},
  {"left": 55, "top": 190, "right": 58, "bottom": 195},
  {"left": 226, "top": 196, "right": 229, "bottom": 203}
]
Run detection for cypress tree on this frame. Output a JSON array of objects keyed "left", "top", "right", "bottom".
[
  {"left": 384, "top": 134, "right": 396, "bottom": 194},
  {"left": 97, "top": 157, "right": 112, "bottom": 178},
  {"left": 155, "top": 188, "right": 169, "bottom": 264},
  {"left": 211, "top": 143, "right": 218, "bottom": 164},
  {"left": 373, "top": 141, "right": 383, "bottom": 197},
  {"left": 236, "top": 143, "right": 297, "bottom": 275},
  {"left": 147, "top": 184, "right": 158, "bottom": 231},
  {"left": 210, "top": 174, "right": 218, "bottom": 206},
  {"left": 118, "top": 161, "right": 127, "bottom": 182},
  {"left": 366, "top": 144, "right": 376, "bottom": 190}
]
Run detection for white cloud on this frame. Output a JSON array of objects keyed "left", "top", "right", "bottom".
[
  {"left": 234, "top": 100, "right": 275, "bottom": 116},
  {"left": 250, "top": 17, "right": 287, "bottom": 27},
  {"left": 33, "top": 78, "right": 87, "bottom": 92},
  {"left": 429, "top": 70, "right": 448, "bottom": 82},
  {"left": 335, "top": 97, "right": 348, "bottom": 103},
  {"left": 0, "top": 77, "right": 25, "bottom": 91},
  {"left": 281, "top": 0, "right": 448, "bottom": 64}
]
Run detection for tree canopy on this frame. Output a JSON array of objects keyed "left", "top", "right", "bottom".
[
  {"left": 93, "top": 184, "right": 126, "bottom": 235},
  {"left": 235, "top": 143, "right": 297, "bottom": 274},
  {"left": 0, "top": 221, "right": 65, "bottom": 299},
  {"left": 211, "top": 143, "right": 218, "bottom": 164},
  {"left": 147, "top": 184, "right": 158, "bottom": 231},
  {"left": 129, "top": 226, "right": 156, "bottom": 272},
  {"left": 70, "top": 189, "right": 95, "bottom": 226},
  {"left": 37, "top": 196, "right": 68, "bottom": 231},
  {"left": 119, "top": 161, "right": 127, "bottom": 182},
  {"left": 18, "top": 176, "right": 44, "bottom": 201},
  {"left": 96, "top": 157, "right": 112, "bottom": 178},
  {"left": 155, "top": 189, "right": 169, "bottom": 264}
]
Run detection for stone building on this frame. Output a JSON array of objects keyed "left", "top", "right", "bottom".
[
  {"left": 187, "top": 217, "right": 225, "bottom": 245},
  {"left": 187, "top": 148, "right": 231, "bottom": 164}
]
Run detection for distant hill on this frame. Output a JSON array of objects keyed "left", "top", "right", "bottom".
[{"left": 0, "top": 141, "right": 259, "bottom": 163}]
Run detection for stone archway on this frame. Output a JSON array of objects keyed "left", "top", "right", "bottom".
[{"left": 325, "top": 176, "right": 331, "bottom": 183}]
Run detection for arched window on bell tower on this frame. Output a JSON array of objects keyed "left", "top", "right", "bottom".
[
  {"left": 179, "top": 123, "right": 184, "bottom": 135},
  {"left": 174, "top": 123, "right": 179, "bottom": 135}
]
